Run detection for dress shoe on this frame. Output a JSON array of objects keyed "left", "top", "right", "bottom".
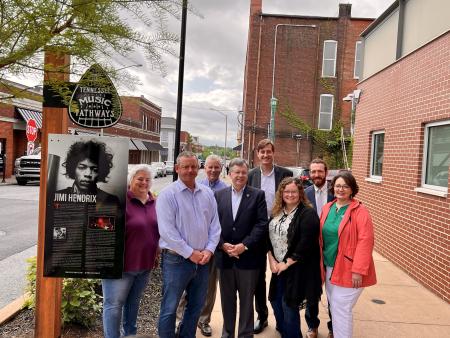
[
  {"left": 327, "top": 332, "right": 334, "bottom": 338},
  {"left": 254, "top": 319, "right": 268, "bottom": 334},
  {"left": 306, "top": 328, "right": 318, "bottom": 338},
  {"left": 198, "top": 322, "right": 212, "bottom": 337}
]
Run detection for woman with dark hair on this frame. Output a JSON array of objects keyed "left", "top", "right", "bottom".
[
  {"left": 267, "top": 177, "right": 322, "bottom": 338},
  {"left": 320, "top": 171, "right": 376, "bottom": 338}
]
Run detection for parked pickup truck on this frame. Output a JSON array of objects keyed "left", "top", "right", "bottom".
[{"left": 14, "top": 147, "right": 41, "bottom": 185}]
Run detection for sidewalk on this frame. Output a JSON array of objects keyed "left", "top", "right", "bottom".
[
  {"left": 200, "top": 251, "right": 450, "bottom": 337},
  {"left": 0, "top": 176, "right": 17, "bottom": 186}
]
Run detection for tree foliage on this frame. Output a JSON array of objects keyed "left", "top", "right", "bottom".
[
  {"left": 279, "top": 105, "right": 352, "bottom": 168},
  {"left": 0, "top": 0, "right": 190, "bottom": 90}
]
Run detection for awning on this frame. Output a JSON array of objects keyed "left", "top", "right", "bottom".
[
  {"left": 131, "top": 139, "right": 147, "bottom": 151},
  {"left": 129, "top": 139, "right": 138, "bottom": 150},
  {"left": 143, "top": 141, "right": 164, "bottom": 151},
  {"left": 17, "top": 108, "right": 42, "bottom": 128},
  {"left": 233, "top": 143, "right": 242, "bottom": 151}
]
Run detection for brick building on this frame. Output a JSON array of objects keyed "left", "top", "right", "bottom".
[
  {"left": 116, "top": 96, "right": 163, "bottom": 164},
  {"left": 241, "top": 0, "right": 373, "bottom": 167},
  {"left": 0, "top": 80, "right": 43, "bottom": 178},
  {"left": 352, "top": 0, "right": 449, "bottom": 302},
  {"left": 0, "top": 81, "right": 163, "bottom": 178}
]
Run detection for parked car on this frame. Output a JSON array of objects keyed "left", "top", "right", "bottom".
[
  {"left": 286, "top": 166, "right": 312, "bottom": 188},
  {"left": 198, "top": 159, "right": 205, "bottom": 169},
  {"left": 153, "top": 162, "right": 167, "bottom": 177},
  {"left": 148, "top": 163, "right": 160, "bottom": 179},
  {"left": 326, "top": 169, "right": 351, "bottom": 183},
  {"left": 0, "top": 154, "right": 4, "bottom": 172},
  {"left": 14, "top": 147, "right": 41, "bottom": 185},
  {"left": 164, "top": 160, "right": 174, "bottom": 174}
]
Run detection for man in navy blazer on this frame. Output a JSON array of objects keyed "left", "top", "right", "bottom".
[
  {"left": 215, "top": 158, "right": 268, "bottom": 338},
  {"left": 304, "top": 158, "right": 334, "bottom": 338},
  {"left": 247, "top": 139, "right": 292, "bottom": 334}
]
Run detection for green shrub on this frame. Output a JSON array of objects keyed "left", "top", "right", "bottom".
[{"left": 24, "top": 256, "right": 102, "bottom": 327}]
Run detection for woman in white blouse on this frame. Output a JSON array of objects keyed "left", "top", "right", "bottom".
[{"left": 267, "top": 177, "right": 322, "bottom": 338}]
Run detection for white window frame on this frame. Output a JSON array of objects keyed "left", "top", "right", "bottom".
[
  {"left": 420, "top": 120, "right": 450, "bottom": 193},
  {"left": 354, "top": 41, "right": 362, "bottom": 79},
  {"left": 322, "top": 40, "right": 337, "bottom": 78},
  {"left": 318, "top": 94, "right": 334, "bottom": 131},
  {"left": 369, "top": 130, "right": 385, "bottom": 180}
]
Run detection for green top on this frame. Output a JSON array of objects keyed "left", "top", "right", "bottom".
[{"left": 322, "top": 203, "right": 349, "bottom": 267}]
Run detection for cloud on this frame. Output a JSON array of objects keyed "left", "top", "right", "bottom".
[{"left": 128, "top": 0, "right": 393, "bottom": 147}]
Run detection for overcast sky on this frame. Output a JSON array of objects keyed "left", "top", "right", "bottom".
[
  {"left": 118, "top": 0, "right": 394, "bottom": 147},
  {"left": 10, "top": 0, "right": 394, "bottom": 148}
]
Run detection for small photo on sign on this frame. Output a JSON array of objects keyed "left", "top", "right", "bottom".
[
  {"left": 53, "top": 227, "right": 67, "bottom": 240},
  {"left": 88, "top": 216, "right": 115, "bottom": 231}
]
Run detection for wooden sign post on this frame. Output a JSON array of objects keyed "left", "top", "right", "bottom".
[{"left": 34, "top": 51, "right": 70, "bottom": 338}]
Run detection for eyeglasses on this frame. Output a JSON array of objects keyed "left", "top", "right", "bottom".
[
  {"left": 283, "top": 190, "right": 299, "bottom": 195},
  {"left": 334, "top": 184, "right": 350, "bottom": 190}
]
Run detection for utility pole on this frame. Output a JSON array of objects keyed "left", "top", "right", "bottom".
[
  {"left": 173, "top": 0, "right": 188, "bottom": 181},
  {"left": 34, "top": 50, "right": 69, "bottom": 338}
]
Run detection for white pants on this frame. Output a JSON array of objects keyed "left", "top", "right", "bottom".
[{"left": 325, "top": 267, "right": 363, "bottom": 338}]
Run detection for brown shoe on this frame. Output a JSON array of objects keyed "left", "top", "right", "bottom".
[
  {"left": 306, "top": 328, "right": 318, "bottom": 338},
  {"left": 327, "top": 332, "right": 334, "bottom": 338}
]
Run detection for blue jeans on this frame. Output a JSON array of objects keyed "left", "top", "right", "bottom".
[
  {"left": 158, "top": 251, "right": 209, "bottom": 338},
  {"left": 102, "top": 270, "right": 150, "bottom": 338},
  {"left": 270, "top": 274, "right": 302, "bottom": 338}
]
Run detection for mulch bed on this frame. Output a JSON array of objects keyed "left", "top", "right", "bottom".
[{"left": 0, "top": 268, "right": 162, "bottom": 338}]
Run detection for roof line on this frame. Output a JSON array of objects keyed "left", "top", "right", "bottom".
[
  {"left": 260, "top": 13, "right": 375, "bottom": 21},
  {"left": 361, "top": 1, "right": 399, "bottom": 37}
]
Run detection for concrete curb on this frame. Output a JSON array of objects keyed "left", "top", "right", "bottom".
[{"left": 0, "top": 293, "right": 29, "bottom": 325}]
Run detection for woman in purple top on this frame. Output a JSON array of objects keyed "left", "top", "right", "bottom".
[{"left": 102, "top": 164, "right": 160, "bottom": 338}]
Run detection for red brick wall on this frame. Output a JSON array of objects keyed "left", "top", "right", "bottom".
[
  {"left": 352, "top": 33, "right": 450, "bottom": 302},
  {"left": 0, "top": 121, "right": 14, "bottom": 177},
  {"left": 242, "top": 3, "right": 372, "bottom": 168}
]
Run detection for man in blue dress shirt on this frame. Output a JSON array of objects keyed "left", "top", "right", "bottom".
[
  {"left": 177, "top": 154, "right": 228, "bottom": 337},
  {"left": 157, "top": 151, "right": 221, "bottom": 338}
]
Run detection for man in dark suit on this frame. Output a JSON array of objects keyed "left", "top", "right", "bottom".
[
  {"left": 304, "top": 158, "right": 334, "bottom": 338},
  {"left": 215, "top": 158, "right": 268, "bottom": 338},
  {"left": 247, "top": 139, "right": 292, "bottom": 334}
]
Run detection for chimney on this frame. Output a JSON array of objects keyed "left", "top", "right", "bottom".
[
  {"left": 250, "top": 0, "right": 262, "bottom": 16},
  {"left": 339, "top": 3, "right": 352, "bottom": 18}
]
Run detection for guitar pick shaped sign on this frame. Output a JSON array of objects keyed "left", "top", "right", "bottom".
[{"left": 69, "top": 64, "right": 122, "bottom": 128}]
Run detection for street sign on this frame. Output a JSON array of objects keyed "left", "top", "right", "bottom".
[
  {"left": 27, "top": 141, "right": 35, "bottom": 155},
  {"left": 26, "top": 119, "right": 38, "bottom": 142}
]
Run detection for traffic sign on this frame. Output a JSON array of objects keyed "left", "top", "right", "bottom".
[{"left": 26, "top": 119, "right": 38, "bottom": 142}]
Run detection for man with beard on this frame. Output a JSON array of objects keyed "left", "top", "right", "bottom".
[{"left": 304, "top": 158, "right": 334, "bottom": 338}]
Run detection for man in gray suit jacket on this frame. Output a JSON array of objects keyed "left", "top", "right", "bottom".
[
  {"left": 215, "top": 158, "right": 268, "bottom": 338},
  {"left": 304, "top": 158, "right": 334, "bottom": 338},
  {"left": 247, "top": 139, "right": 292, "bottom": 334}
]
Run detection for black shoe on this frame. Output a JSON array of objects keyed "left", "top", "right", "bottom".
[
  {"left": 198, "top": 322, "right": 212, "bottom": 337},
  {"left": 254, "top": 319, "right": 268, "bottom": 334}
]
